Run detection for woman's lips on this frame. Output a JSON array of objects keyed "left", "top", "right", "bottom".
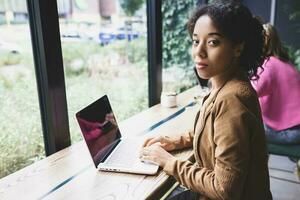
[{"left": 195, "top": 62, "right": 208, "bottom": 69}]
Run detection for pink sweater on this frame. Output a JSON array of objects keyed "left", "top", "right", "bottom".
[{"left": 251, "top": 56, "right": 300, "bottom": 131}]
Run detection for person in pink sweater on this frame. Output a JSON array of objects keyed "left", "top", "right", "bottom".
[{"left": 251, "top": 23, "right": 300, "bottom": 144}]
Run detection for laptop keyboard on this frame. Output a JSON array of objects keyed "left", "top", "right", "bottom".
[{"left": 106, "top": 139, "right": 141, "bottom": 167}]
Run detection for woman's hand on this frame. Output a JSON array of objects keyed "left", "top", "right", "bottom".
[
  {"left": 143, "top": 135, "right": 176, "bottom": 151},
  {"left": 140, "top": 144, "right": 176, "bottom": 168}
]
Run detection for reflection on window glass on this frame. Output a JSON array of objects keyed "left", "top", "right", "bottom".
[
  {"left": 0, "top": 1, "right": 44, "bottom": 178},
  {"left": 276, "top": 0, "right": 300, "bottom": 71},
  {"left": 58, "top": 0, "right": 148, "bottom": 142},
  {"left": 162, "top": 0, "right": 197, "bottom": 94}
]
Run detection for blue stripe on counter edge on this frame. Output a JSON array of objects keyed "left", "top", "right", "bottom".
[
  {"left": 38, "top": 165, "right": 92, "bottom": 200},
  {"left": 38, "top": 101, "right": 196, "bottom": 199},
  {"left": 140, "top": 101, "right": 195, "bottom": 134}
]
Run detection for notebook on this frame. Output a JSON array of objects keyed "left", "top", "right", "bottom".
[{"left": 76, "top": 95, "right": 159, "bottom": 175}]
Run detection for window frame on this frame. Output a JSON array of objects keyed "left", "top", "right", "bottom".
[
  {"left": 147, "top": 0, "right": 162, "bottom": 107},
  {"left": 27, "top": 0, "right": 71, "bottom": 156},
  {"left": 26, "top": 0, "right": 203, "bottom": 155}
]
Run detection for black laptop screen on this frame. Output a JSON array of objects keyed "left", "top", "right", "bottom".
[{"left": 76, "top": 95, "right": 121, "bottom": 167}]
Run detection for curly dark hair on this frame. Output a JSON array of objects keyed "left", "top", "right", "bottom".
[{"left": 187, "top": 0, "right": 266, "bottom": 80}]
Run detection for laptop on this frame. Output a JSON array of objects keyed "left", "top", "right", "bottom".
[{"left": 76, "top": 95, "right": 159, "bottom": 175}]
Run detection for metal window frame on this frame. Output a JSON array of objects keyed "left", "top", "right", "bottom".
[
  {"left": 27, "top": 0, "right": 70, "bottom": 156},
  {"left": 147, "top": 0, "right": 162, "bottom": 107},
  {"left": 270, "top": 0, "right": 276, "bottom": 25},
  {"left": 25, "top": 0, "right": 205, "bottom": 156}
]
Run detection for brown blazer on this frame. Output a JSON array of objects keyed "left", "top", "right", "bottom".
[{"left": 163, "top": 78, "right": 272, "bottom": 200}]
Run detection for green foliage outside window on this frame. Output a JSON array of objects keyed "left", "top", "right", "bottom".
[
  {"left": 119, "top": 0, "right": 144, "bottom": 16},
  {"left": 287, "top": 47, "right": 300, "bottom": 72},
  {"left": 162, "top": 0, "right": 197, "bottom": 92},
  {"left": 162, "top": 0, "right": 195, "bottom": 70},
  {"left": 282, "top": 0, "right": 300, "bottom": 71},
  {"left": 283, "top": 0, "right": 300, "bottom": 22},
  {"left": 0, "top": 37, "right": 148, "bottom": 178}
]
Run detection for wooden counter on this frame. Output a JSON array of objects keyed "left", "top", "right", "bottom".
[{"left": 0, "top": 86, "right": 204, "bottom": 200}]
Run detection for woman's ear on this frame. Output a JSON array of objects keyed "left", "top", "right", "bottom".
[{"left": 234, "top": 42, "right": 245, "bottom": 58}]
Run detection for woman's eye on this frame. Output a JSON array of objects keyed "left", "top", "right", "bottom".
[
  {"left": 192, "top": 40, "right": 199, "bottom": 46},
  {"left": 208, "top": 40, "right": 219, "bottom": 46}
]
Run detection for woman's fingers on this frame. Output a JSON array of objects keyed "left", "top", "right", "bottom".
[
  {"left": 141, "top": 144, "right": 157, "bottom": 156},
  {"left": 140, "top": 145, "right": 159, "bottom": 161},
  {"left": 142, "top": 138, "right": 153, "bottom": 147},
  {"left": 160, "top": 136, "right": 175, "bottom": 151},
  {"left": 142, "top": 135, "right": 176, "bottom": 151},
  {"left": 140, "top": 147, "right": 154, "bottom": 163},
  {"left": 142, "top": 136, "right": 162, "bottom": 147},
  {"left": 140, "top": 144, "right": 175, "bottom": 167}
]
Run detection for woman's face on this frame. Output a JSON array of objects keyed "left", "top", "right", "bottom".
[{"left": 191, "top": 15, "right": 240, "bottom": 81}]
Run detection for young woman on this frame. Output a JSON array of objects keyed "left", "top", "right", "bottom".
[
  {"left": 141, "top": 1, "right": 272, "bottom": 199},
  {"left": 251, "top": 23, "right": 300, "bottom": 145}
]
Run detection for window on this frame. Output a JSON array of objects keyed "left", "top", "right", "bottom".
[
  {"left": 57, "top": 0, "right": 148, "bottom": 142},
  {"left": 275, "top": 0, "right": 300, "bottom": 71},
  {"left": 0, "top": 1, "right": 44, "bottom": 178},
  {"left": 162, "top": 0, "right": 197, "bottom": 94}
]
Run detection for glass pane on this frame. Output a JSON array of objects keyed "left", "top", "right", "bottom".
[
  {"left": 58, "top": 0, "right": 148, "bottom": 142},
  {"left": 162, "top": 0, "right": 197, "bottom": 94},
  {"left": 0, "top": 1, "right": 44, "bottom": 178},
  {"left": 276, "top": 0, "right": 300, "bottom": 71}
]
